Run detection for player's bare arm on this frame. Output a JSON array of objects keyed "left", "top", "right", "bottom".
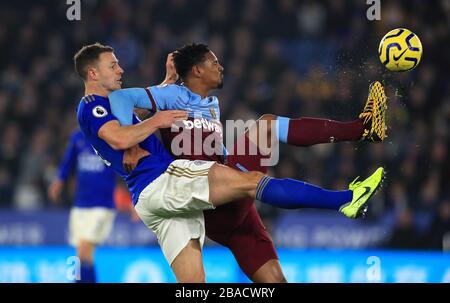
[
  {"left": 98, "top": 110, "right": 187, "bottom": 150},
  {"left": 47, "top": 179, "right": 64, "bottom": 203}
]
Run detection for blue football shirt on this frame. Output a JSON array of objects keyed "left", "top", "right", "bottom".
[
  {"left": 77, "top": 94, "right": 173, "bottom": 204},
  {"left": 56, "top": 130, "right": 116, "bottom": 208}
]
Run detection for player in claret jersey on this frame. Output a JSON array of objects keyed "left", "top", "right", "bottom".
[{"left": 108, "top": 43, "right": 387, "bottom": 282}]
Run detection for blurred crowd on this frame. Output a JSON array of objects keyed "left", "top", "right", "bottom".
[{"left": 0, "top": 0, "right": 448, "bottom": 250}]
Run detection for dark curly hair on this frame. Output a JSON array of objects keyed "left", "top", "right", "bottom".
[{"left": 172, "top": 43, "right": 210, "bottom": 80}]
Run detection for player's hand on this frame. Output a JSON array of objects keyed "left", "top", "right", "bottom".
[
  {"left": 152, "top": 110, "right": 188, "bottom": 128},
  {"left": 48, "top": 179, "right": 63, "bottom": 204},
  {"left": 161, "top": 52, "right": 179, "bottom": 85},
  {"left": 123, "top": 145, "right": 150, "bottom": 173}
]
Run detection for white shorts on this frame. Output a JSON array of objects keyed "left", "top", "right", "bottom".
[
  {"left": 134, "top": 159, "right": 216, "bottom": 265},
  {"left": 69, "top": 207, "right": 116, "bottom": 247}
]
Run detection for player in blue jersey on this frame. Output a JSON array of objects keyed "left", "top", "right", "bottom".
[
  {"left": 107, "top": 43, "right": 388, "bottom": 282},
  {"left": 74, "top": 43, "right": 384, "bottom": 282},
  {"left": 48, "top": 129, "right": 116, "bottom": 283}
]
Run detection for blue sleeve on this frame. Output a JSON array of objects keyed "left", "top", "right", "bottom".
[
  {"left": 148, "top": 84, "right": 188, "bottom": 110},
  {"left": 81, "top": 102, "right": 117, "bottom": 135},
  {"left": 57, "top": 133, "right": 78, "bottom": 181},
  {"left": 109, "top": 88, "right": 156, "bottom": 126},
  {"left": 109, "top": 85, "right": 188, "bottom": 126}
]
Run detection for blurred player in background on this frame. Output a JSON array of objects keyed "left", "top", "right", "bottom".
[
  {"left": 48, "top": 129, "right": 116, "bottom": 283},
  {"left": 109, "top": 43, "right": 387, "bottom": 282}
]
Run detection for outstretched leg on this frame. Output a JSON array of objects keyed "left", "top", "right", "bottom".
[
  {"left": 207, "top": 163, "right": 385, "bottom": 219},
  {"left": 171, "top": 239, "right": 206, "bottom": 283},
  {"left": 245, "top": 81, "right": 387, "bottom": 152},
  {"left": 251, "top": 259, "right": 287, "bottom": 283},
  {"left": 76, "top": 240, "right": 97, "bottom": 283},
  {"left": 249, "top": 113, "right": 365, "bottom": 147}
]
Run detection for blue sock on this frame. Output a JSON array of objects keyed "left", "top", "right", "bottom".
[
  {"left": 77, "top": 262, "right": 96, "bottom": 283},
  {"left": 255, "top": 176, "right": 352, "bottom": 210}
]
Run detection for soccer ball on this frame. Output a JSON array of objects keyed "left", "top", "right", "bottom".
[{"left": 378, "top": 28, "right": 422, "bottom": 72}]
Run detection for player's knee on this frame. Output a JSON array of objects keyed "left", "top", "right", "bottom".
[
  {"left": 260, "top": 273, "right": 287, "bottom": 283},
  {"left": 172, "top": 240, "right": 205, "bottom": 282},
  {"left": 77, "top": 241, "right": 95, "bottom": 263},
  {"left": 258, "top": 114, "right": 277, "bottom": 121},
  {"left": 245, "top": 171, "right": 265, "bottom": 198},
  {"left": 267, "top": 271, "right": 287, "bottom": 283},
  {"left": 177, "top": 270, "right": 206, "bottom": 283},
  {"left": 251, "top": 260, "right": 287, "bottom": 283},
  {"left": 253, "top": 271, "right": 287, "bottom": 283}
]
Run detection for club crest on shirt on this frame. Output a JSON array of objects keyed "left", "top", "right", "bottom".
[
  {"left": 92, "top": 106, "right": 107, "bottom": 118},
  {"left": 209, "top": 107, "right": 217, "bottom": 119}
]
